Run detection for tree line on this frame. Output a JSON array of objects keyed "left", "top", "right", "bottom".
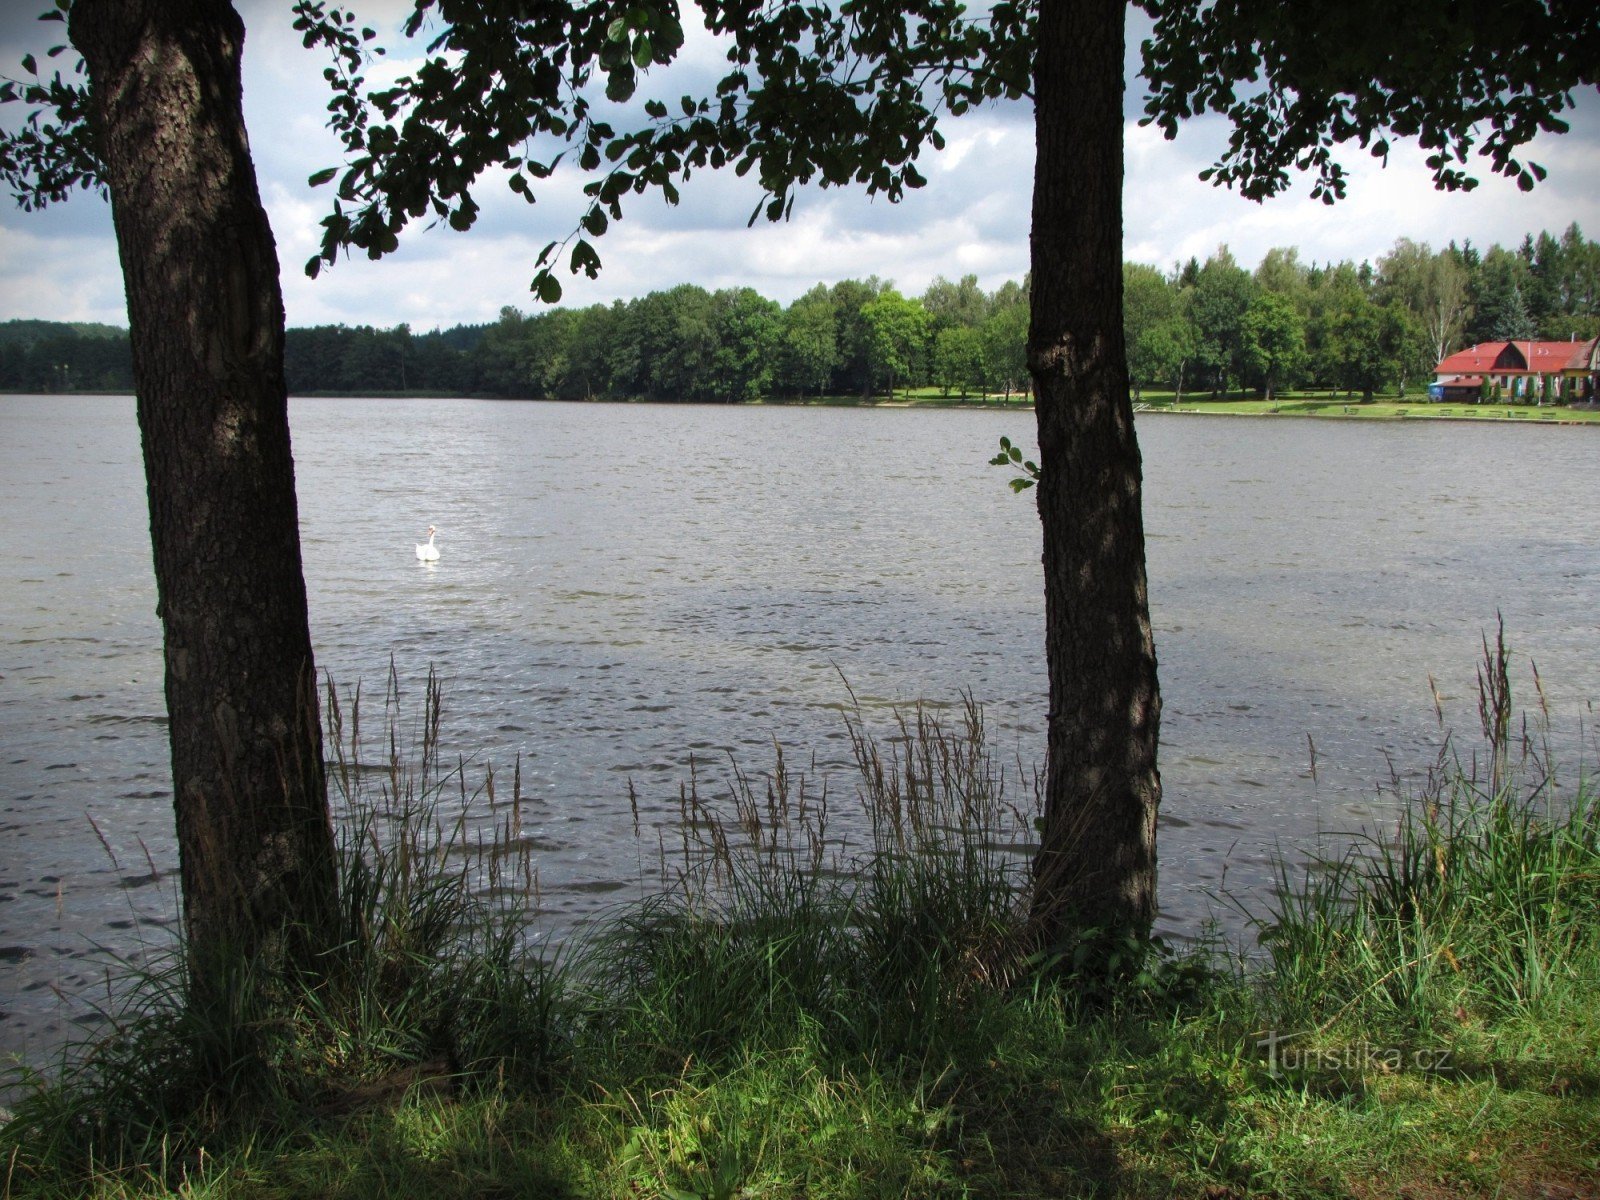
[
  {"left": 0, "top": 319, "right": 135, "bottom": 391},
  {"left": 1127, "top": 224, "right": 1600, "bottom": 403},
  {"left": 279, "top": 275, "right": 1031, "bottom": 401},
  {"left": 8, "top": 225, "right": 1593, "bottom": 404},
  {"left": 279, "top": 225, "right": 1595, "bottom": 404}
]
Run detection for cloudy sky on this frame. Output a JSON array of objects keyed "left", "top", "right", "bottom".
[{"left": 2, "top": 3, "right": 1597, "bottom": 332}]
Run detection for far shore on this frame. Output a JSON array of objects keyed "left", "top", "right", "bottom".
[{"left": 10, "top": 388, "right": 1600, "bottom": 422}]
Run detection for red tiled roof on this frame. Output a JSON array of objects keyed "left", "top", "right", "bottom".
[
  {"left": 1523, "top": 340, "right": 1595, "bottom": 372},
  {"left": 1437, "top": 339, "right": 1599, "bottom": 375},
  {"left": 1437, "top": 345, "right": 1506, "bottom": 374}
]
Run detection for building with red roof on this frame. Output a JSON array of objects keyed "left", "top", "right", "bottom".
[{"left": 1431, "top": 339, "right": 1600, "bottom": 403}]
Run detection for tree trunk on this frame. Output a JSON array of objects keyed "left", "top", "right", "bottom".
[
  {"left": 1026, "top": 0, "right": 1162, "bottom": 954},
  {"left": 70, "top": 0, "right": 338, "bottom": 973}
]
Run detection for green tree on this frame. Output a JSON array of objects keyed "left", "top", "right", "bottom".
[
  {"left": 861, "top": 289, "right": 931, "bottom": 397},
  {"left": 706, "top": 287, "right": 782, "bottom": 402},
  {"left": 1191, "top": 247, "right": 1256, "bottom": 395},
  {"left": 1490, "top": 282, "right": 1538, "bottom": 343},
  {"left": 1376, "top": 238, "right": 1472, "bottom": 375},
  {"left": 776, "top": 284, "right": 840, "bottom": 397},
  {"left": 1123, "top": 262, "right": 1191, "bottom": 400},
  {"left": 922, "top": 273, "right": 990, "bottom": 329},
  {"left": 932, "top": 323, "right": 986, "bottom": 397},
  {"left": 1135, "top": 316, "right": 1196, "bottom": 400},
  {"left": 1468, "top": 246, "right": 1536, "bottom": 344},
  {"left": 828, "top": 278, "right": 887, "bottom": 397},
  {"left": 1539, "top": 223, "right": 1600, "bottom": 339},
  {"left": 1524, "top": 230, "right": 1564, "bottom": 332},
  {"left": 1304, "top": 260, "right": 1369, "bottom": 390},
  {"left": 1240, "top": 292, "right": 1305, "bottom": 401},
  {"left": 1253, "top": 246, "right": 1311, "bottom": 308},
  {"left": 478, "top": 306, "right": 540, "bottom": 397},
  {"left": 1323, "top": 291, "right": 1415, "bottom": 401},
  {"left": 559, "top": 304, "right": 620, "bottom": 400},
  {"left": 979, "top": 285, "right": 1029, "bottom": 401},
  {"left": 517, "top": 308, "right": 583, "bottom": 399}
]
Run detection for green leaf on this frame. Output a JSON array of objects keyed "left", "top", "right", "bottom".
[
  {"left": 20, "top": 53, "right": 36, "bottom": 75},
  {"left": 605, "top": 65, "right": 636, "bottom": 103},
  {"left": 533, "top": 272, "right": 562, "bottom": 303},
  {"left": 307, "top": 167, "right": 338, "bottom": 187},
  {"left": 570, "top": 238, "right": 601, "bottom": 278}
]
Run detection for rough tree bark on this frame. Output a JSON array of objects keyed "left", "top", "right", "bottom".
[
  {"left": 69, "top": 0, "right": 338, "bottom": 972},
  {"left": 1027, "top": 0, "right": 1162, "bottom": 952}
]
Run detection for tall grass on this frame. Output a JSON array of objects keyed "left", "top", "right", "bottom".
[
  {"left": 579, "top": 694, "right": 1039, "bottom": 1074},
  {"left": 0, "top": 667, "right": 565, "bottom": 1186},
  {"left": 1258, "top": 624, "right": 1600, "bottom": 1038}
]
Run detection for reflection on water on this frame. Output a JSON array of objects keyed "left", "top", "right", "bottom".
[{"left": 2, "top": 395, "right": 1596, "bottom": 1066}]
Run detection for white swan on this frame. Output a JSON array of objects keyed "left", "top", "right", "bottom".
[{"left": 415, "top": 525, "right": 440, "bottom": 562}]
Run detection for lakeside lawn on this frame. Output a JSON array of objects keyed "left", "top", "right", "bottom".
[
  {"left": 851, "top": 386, "right": 1600, "bottom": 420},
  {"left": 1137, "top": 391, "right": 1600, "bottom": 422}
]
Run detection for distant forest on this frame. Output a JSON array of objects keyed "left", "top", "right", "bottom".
[{"left": 4, "top": 225, "right": 1595, "bottom": 401}]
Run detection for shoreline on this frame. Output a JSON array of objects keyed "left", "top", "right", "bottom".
[{"left": 10, "top": 389, "right": 1599, "bottom": 423}]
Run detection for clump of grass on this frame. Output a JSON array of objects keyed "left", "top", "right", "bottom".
[
  {"left": 1258, "top": 622, "right": 1600, "bottom": 1045},
  {"left": 576, "top": 693, "right": 1040, "bottom": 1075},
  {"left": 0, "top": 667, "right": 566, "bottom": 1191}
]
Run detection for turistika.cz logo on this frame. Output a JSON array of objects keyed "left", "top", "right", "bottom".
[{"left": 1257, "top": 1030, "right": 1454, "bottom": 1078}]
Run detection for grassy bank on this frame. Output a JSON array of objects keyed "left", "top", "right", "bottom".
[
  {"left": 755, "top": 388, "right": 1600, "bottom": 421},
  {"left": 1137, "top": 393, "right": 1600, "bottom": 423},
  {"left": 3, "top": 642, "right": 1597, "bottom": 1198}
]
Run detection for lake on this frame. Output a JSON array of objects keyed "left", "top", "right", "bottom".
[{"left": 3, "top": 395, "right": 1596, "bottom": 1066}]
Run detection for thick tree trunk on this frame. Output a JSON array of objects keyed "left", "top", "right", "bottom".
[
  {"left": 1027, "top": 0, "right": 1162, "bottom": 953},
  {"left": 70, "top": 0, "right": 338, "bottom": 971}
]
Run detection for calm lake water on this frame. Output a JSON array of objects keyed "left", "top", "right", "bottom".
[{"left": 3, "top": 395, "right": 1597, "bottom": 1065}]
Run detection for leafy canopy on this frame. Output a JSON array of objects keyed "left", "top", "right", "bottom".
[
  {"left": 287, "top": 0, "right": 1026, "bottom": 302},
  {"left": 3, "top": 0, "right": 1595, "bottom": 301},
  {"left": 1138, "top": 0, "right": 1600, "bottom": 202}
]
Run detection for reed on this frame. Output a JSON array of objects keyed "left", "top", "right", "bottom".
[
  {"left": 576, "top": 692, "right": 1039, "bottom": 1075},
  {"left": 0, "top": 667, "right": 567, "bottom": 1188}
]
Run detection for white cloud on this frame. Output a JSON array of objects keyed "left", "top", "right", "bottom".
[
  {"left": 0, "top": 224, "right": 125, "bottom": 324},
  {"left": 1124, "top": 113, "right": 1600, "bottom": 273}
]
